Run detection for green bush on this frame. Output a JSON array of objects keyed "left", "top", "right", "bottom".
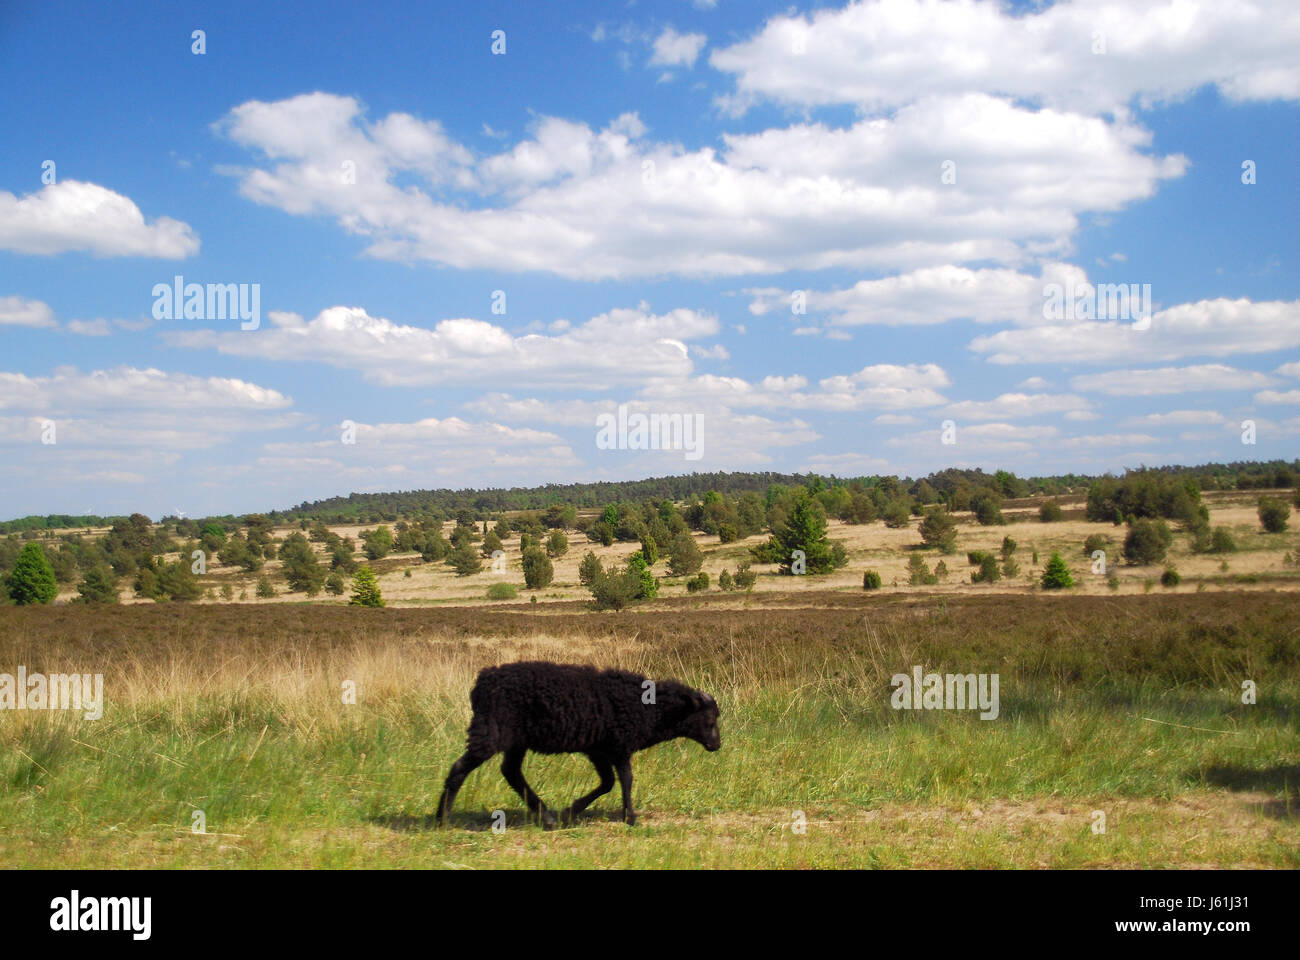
[
  {"left": 75, "top": 565, "right": 119, "bottom": 604},
  {"left": 918, "top": 508, "right": 957, "bottom": 552},
  {"left": 908, "top": 554, "right": 937, "bottom": 585},
  {"left": 733, "top": 560, "right": 757, "bottom": 591},
  {"left": 668, "top": 531, "right": 704, "bottom": 577},
  {"left": 1083, "top": 533, "right": 1108, "bottom": 556},
  {"left": 1039, "top": 500, "right": 1064, "bottom": 522},
  {"left": 862, "top": 570, "right": 882, "bottom": 590},
  {"left": 1210, "top": 527, "right": 1238, "bottom": 553},
  {"left": 1123, "top": 517, "right": 1173, "bottom": 565},
  {"left": 325, "top": 572, "right": 345, "bottom": 595},
  {"left": 686, "top": 572, "right": 710, "bottom": 593},
  {"left": 522, "top": 548, "right": 554, "bottom": 590},
  {"left": 347, "top": 567, "right": 382, "bottom": 606},
  {"left": 1161, "top": 567, "right": 1181, "bottom": 587},
  {"left": 486, "top": 582, "right": 519, "bottom": 600},
  {"left": 450, "top": 540, "right": 483, "bottom": 576},
  {"left": 1040, "top": 553, "right": 1074, "bottom": 590},
  {"left": 718, "top": 569, "right": 734, "bottom": 591},
  {"left": 589, "top": 566, "right": 639, "bottom": 610},
  {"left": 969, "top": 552, "right": 1001, "bottom": 584},
  {"left": 578, "top": 551, "right": 602, "bottom": 586},
  {"left": 1258, "top": 496, "right": 1290, "bottom": 533},
  {"left": 256, "top": 575, "right": 276, "bottom": 599},
  {"left": 7, "top": 542, "right": 58, "bottom": 605}
]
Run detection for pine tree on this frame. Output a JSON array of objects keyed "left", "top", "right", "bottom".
[
  {"left": 1040, "top": 553, "right": 1074, "bottom": 590},
  {"left": 450, "top": 540, "right": 483, "bottom": 576},
  {"left": 348, "top": 566, "right": 384, "bottom": 606},
  {"left": 7, "top": 542, "right": 58, "bottom": 605}
]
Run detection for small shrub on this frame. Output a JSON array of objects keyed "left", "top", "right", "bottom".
[
  {"left": 862, "top": 570, "right": 882, "bottom": 590},
  {"left": 908, "top": 554, "right": 937, "bottom": 586},
  {"left": 970, "top": 553, "right": 1000, "bottom": 584},
  {"left": 1209, "top": 527, "right": 1238, "bottom": 553},
  {"left": 1258, "top": 496, "right": 1290, "bottom": 533},
  {"left": 256, "top": 576, "right": 276, "bottom": 599},
  {"left": 686, "top": 572, "right": 710, "bottom": 593},
  {"left": 1083, "top": 533, "right": 1108, "bottom": 556},
  {"left": 1124, "top": 518, "right": 1172, "bottom": 565},
  {"left": 1161, "top": 567, "right": 1181, "bottom": 587},
  {"left": 1039, "top": 500, "right": 1063, "bottom": 522},
  {"left": 733, "top": 560, "right": 757, "bottom": 590},
  {"left": 1040, "top": 553, "right": 1074, "bottom": 590},
  {"left": 348, "top": 567, "right": 383, "bottom": 606},
  {"left": 522, "top": 548, "right": 555, "bottom": 590},
  {"left": 486, "top": 582, "right": 518, "bottom": 600},
  {"left": 718, "top": 569, "right": 734, "bottom": 591}
]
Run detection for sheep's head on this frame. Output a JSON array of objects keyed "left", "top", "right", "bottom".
[{"left": 680, "top": 689, "right": 722, "bottom": 752}]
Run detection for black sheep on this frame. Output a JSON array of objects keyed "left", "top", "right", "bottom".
[{"left": 436, "top": 660, "right": 721, "bottom": 828}]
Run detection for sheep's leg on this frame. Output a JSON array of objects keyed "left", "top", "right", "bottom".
[
  {"left": 616, "top": 758, "right": 637, "bottom": 826},
  {"left": 436, "top": 746, "right": 494, "bottom": 825},
  {"left": 561, "top": 754, "right": 615, "bottom": 825},
  {"left": 501, "top": 747, "right": 557, "bottom": 830}
]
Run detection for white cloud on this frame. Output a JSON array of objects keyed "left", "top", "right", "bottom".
[
  {"left": 168, "top": 303, "right": 719, "bottom": 390},
  {"left": 0, "top": 180, "right": 198, "bottom": 258},
  {"left": 650, "top": 27, "right": 706, "bottom": 68},
  {"left": 943, "top": 392, "right": 1094, "bottom": 421},
  {"left": 0, "top": 366, "right": 298, "bottom": 451},
  {"left": 66, "top": 318, "right": 111, "bottom": 336},
  {"left": 972, "top": 298, "right": 1300, "bottom": 365},
  {"left": 1129, "top": 410, "right": 1227, "bottom": 426},
  {"left": 1254, "top": 390, "right": 1300, "bottom": 405},
  {"left": 0, "top": 296, "right": 55, "bottom": 328},
  {"left": 1070, "top": 364, "right": 1280, "bottom": 396},
  {"left": 216, "top": 92, "right": 1184, "bottom": 279},
  {"left": 710, "top": 0, "right": 1300, "bottom": 116}
]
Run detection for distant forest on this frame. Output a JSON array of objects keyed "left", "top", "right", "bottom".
[{"left": 4, "top": 459, "right": 1297, "bottom": 532}]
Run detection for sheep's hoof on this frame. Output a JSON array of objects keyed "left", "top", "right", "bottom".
[{"left": 624, "top": 813, "right": 638, "bottom": 827}]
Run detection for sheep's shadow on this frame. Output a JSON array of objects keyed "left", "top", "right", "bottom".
[
  {"left": 1198, "top": 763, "right": 1300, "bottom": 820},
  {"left": 367, "top": 808, "right": 622, "bottom": 833}
]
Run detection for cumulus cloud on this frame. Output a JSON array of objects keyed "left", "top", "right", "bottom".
[
  {"left": 1070, "top": 364, "right": 1280, "bottom": 396},
  {"left": 0, "top": 181, "right": 198, "bottom": 258},
  {"left": 650, "top": 27, "right": 706, "bottom": 67},
  {"left": 943, "top": 392, "right": 1094, "bottom": 421},
  {"left": 0, "top": 296, "right": 56, "bottom": 328},
  {"left": 748, "top": 263, "right": 1099, "bottom": 328},
  {"left": 168, "top": 303, "right": 719, "bottom": 390},
  {"left": 215, "top": 92, "right": 1184, "bottom": 279},
  {"left": 710, "top": 0, "right": 1300, "bottom": 116},
  {"left": 0, "top": 366, "right": 298, "bottom": 451},
  {"left": 972, "top": 298, "right": 1300, "bottom": 365}
]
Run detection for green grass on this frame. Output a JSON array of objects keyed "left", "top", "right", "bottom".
[{"left": 1, "top": 594, "right": 1297, "bottom": 867}]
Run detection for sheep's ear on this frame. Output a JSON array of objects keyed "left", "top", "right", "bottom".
[{"left": 691, "top": 691, "right": 715, "bottom": 710}]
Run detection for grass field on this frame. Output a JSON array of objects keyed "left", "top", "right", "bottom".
[{"left": 2, "top": 593, "right": 1296, "bottom": 868}]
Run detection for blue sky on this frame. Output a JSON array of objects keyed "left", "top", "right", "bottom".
[{"left": 1, "top": 0, "right": 1298, "bottom": 518}]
